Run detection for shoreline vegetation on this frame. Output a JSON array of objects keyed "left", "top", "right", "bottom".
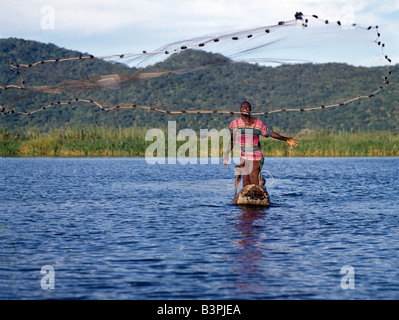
[{"left": 1, "top": 126, "right": 398, "bottom": 157}]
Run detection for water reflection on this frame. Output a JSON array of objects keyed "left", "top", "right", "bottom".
[{"left": 232, "top": 205, "right": 269, "bottom": 297}]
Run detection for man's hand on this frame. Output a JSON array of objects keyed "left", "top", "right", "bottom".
[{"left": 287, "top": 137, "right": 299, "bottom": 149}]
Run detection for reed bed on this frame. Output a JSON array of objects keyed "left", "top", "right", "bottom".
[
  {"left": 1, "top": 126, "right": 398, "bottom": 157},
  {"left": 0, "top": 126, "right": 148, "bottom": 157},
  {"left": 262, "top": 131, "right": 399, "bottom": 157}
]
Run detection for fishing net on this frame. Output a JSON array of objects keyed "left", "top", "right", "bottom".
[{"left": 0, "top": 12, "right": 392, "bottom": 126}]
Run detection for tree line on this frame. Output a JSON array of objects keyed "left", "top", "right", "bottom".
[{"left": 1, "top": 38, "right": 397, "bottom": 134}]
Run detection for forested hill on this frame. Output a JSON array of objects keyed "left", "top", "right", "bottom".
[{"left": 1, "top": 38, "right": 398, "bottom": 133}]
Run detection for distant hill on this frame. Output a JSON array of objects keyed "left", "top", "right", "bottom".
[{"left": 1, "top": 38, "right": 398, "bottom": 133}]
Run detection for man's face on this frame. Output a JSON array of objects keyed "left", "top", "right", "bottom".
[{"left": 240, "top": 104, "right": 251, "bottom": 115}]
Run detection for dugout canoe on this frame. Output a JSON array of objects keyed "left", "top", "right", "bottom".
[{"left": 233, "top": 184, "right": 269, "bottom": 206}]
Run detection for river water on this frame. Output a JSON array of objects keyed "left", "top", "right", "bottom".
[{"left": 1, "top": 157, "right": 398, "bottom": 299}]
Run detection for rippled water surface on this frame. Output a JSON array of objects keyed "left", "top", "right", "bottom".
[{"left": 1, "top": 157, "right": 398, "bottom": 299}]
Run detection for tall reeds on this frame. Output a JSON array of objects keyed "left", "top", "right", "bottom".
[
  {"left": 261, "top": 130, "right": 399, "bottom": 157},
  {"left": 1, "top": 126, "right": 398, "bottom": 157},
  {"left": 0, "top": 126, "right": 148, "bottom": 156}
]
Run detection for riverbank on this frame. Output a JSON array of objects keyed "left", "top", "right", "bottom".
[{"left": 1, "top": 126, "right": 398, "bottom": 157}]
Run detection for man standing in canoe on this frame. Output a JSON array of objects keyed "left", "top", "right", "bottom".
[{"left": 223, "top": 101, "right": 299, "bottom": 188}]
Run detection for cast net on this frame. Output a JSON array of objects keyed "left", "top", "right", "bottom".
[{"left": 0, "top": 12, "right": 392, "bottom": 121}]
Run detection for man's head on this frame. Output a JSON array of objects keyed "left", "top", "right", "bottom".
[{"left": 240, "top": 101, "right": 251, "bottom": 115}]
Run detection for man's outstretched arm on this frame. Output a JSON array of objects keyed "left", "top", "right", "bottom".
[{"left": 271, "top": 132, "right": 299, "bottom": 149}]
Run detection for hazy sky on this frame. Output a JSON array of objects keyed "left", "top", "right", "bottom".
[{"left": 1, "top": 0, "right": 398, "bottom": 66}]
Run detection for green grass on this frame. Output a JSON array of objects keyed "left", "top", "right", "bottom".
[
  {"left": 1, "top": 126, "right": 398, "bottom": 157},
  {"left": 0, "top": 126, "right": 148, "bottom": 156},
  {"left": 262, "top": 131, "right": 399, "bottom": 157}
]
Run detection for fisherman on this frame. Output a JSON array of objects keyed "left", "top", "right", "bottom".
[{"left": 223, "top": 101, "right": 298, "bottom": 188}]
